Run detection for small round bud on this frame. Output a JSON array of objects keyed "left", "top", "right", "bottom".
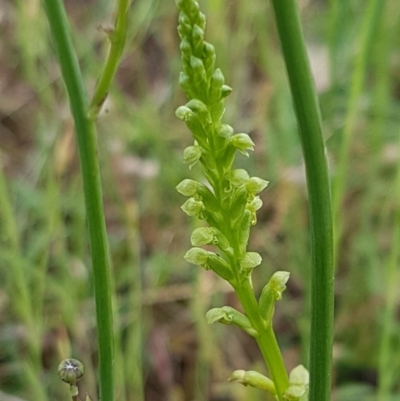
[
  {"left": 180, "top": 38, "right": 192, "bottom": 58},
  {"left": 210, "top": 68, "right": 225, "bottom": 88},
  {"left": 230, "top": 169, "right": 250, "bottom": 186},
  {"left": 217, "top": 124, "right": 234, "bottom": 139},
  {"left": 186, "top": 99, "right": 209, "bottom": 115},
  {"left": 175, "top": 106, "right": 193, "bottom": 121},
  {"left": 58, "top": 358, "right": 84, "bottom": 385},
  {"left": 221, "top": 84, "right": 233, "bottom": 98}
]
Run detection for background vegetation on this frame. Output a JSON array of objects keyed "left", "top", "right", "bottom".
[{"left": 1, "top": 0, "right": 400, "bottom": 400}]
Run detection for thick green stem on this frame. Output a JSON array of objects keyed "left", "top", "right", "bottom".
[
  {"left": 42, "top": 2, "right": 114, "bottom": 401},
  {"left": 270, "top": 1, "right": 334, "bottom": 401},
  {"left": 235, "top": 281, "right": 289, "bottom": 401}
]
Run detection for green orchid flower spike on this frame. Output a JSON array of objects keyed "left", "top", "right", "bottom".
[{"left": 175, "top": 1, "right": 309, "bottom": 400}]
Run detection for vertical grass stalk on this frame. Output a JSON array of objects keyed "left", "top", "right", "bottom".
[
  {"left": 269, "top": 1, "right": 334, "bottom": 400},
  {"left": 41, "top": 1, "right": 130, "bottom": 400},
  {"left": 331, "top": 0, "right": 386, "bottom": 250}
]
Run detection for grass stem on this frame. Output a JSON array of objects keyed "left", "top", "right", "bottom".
[
  {"left": 42, "top": 1, "right": 115, "bottom": 400},
  {"left": 269, "top": 1, "right": 334, "bottom": 400}
]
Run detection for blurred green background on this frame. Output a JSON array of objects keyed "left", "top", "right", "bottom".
[{"left": 1, "top": 0, "right": 400, "bottom": 400}]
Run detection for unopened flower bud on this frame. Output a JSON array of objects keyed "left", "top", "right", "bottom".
[
  {"left": 58, "top": 358, "right": 84, "bottom": 385},
  {"left": 180, "top": 38, "right": 192, "bottom": 59},
  {"left": 230, "top": 169, "right": 250, "bottom": 186},
  {"left": 217, "top": 124, "right": 234, "bottom": 139},
  {"left": 175, "top": 106, "right": 193, "bottom": 121},
  {"left": 190, "top": 55, "right": 207, "bottom": 82},
  {"left": 221, "top": 84, "right": 233, "bottom": 98},
  {"left": 210, "top": 68, "right": 224, "bottom": 88}
]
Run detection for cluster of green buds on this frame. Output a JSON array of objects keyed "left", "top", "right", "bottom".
[
  {"left": 175, "top": 0, "right": 269, "bottom": 288},
  {"left": 175, "top": 0, "right": 309, "bottom": 399}
]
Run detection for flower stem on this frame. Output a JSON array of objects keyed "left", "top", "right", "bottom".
[
  {"left": 270, "top": 1, "right": 334, "bottom": 401},
  {"left": 235, "top": 281, "right": 289, "bottom": 401},
  {"left": 42, "top": 1, "right": 114, "bottom": 400}
]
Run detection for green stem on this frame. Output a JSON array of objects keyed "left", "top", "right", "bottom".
[
  {"left": 89, "top": 0, "right": 131, "bottom": 118},
  {"left": 42, "top": 2, "right": 114, "bottom": 401},
  {"left": 235, "top": 281, "right": 289, "bottom": 401},
  {"left": 270, "top": 1, "right": 334, "bottom": 401}
]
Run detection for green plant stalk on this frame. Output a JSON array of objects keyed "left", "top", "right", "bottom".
[
  {"left": 89, "top": 0, "right": 131, "bottom": 118},
  {"left": 270, "top": 1, "right": 334, "bottom": 401},
  {"left": 42, "top": 1, "right": 114, "bottom": 400},
  {"left": 234, "top": 282, "right": 289, "bottom": 399},
  {"left": 332, "top": 0, "right": 386, "bottom": 251},
  {"left": 209, "top": 159, "right": 290, "bottom": 400}
]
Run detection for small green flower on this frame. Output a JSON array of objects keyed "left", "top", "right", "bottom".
[
  {"left": 247, "top": 196, "right": 263, "bottom": 213},
  {"left": 268, "top": 271, "right": 290, "bottom": 300},
  {"left": 230, "top": 169, "right": 250, "bottom": 186},
  {"left": 283, "top": 365, "right": 309, "bottom": 401},
  {"left": 217, "top": 124, "right": 234, "bottom": 139},
  {"left": 245, "top": 177, "right": 269, "bottom": 195},
  {"left": 231, "top": 133, "right": 255, "bottom": 156},
  {"left": 183, "top": 145, "right": 202, "bottom": 169},
  {"left": 228, "top": 370, "right": 276, "bottom": 395},
  {"left": 259, "top": 271, "right": 290, "bottom": 325},
  {"left": 176, "top": 179, "right": 201, "bottom": 196},
  {"left": 206, "top": 306, "right": 258, "bottom": 337},
  {"left": 191, "top": 227, "right": 215, "bottom": 246},
  {"left": 184, "top": 247, "right": 209, "bottom": 265},
  {"left": 181, "top": 197, "right": 203, "bottom": 216},
  {"left": 240, "top": 252, "right": 262, "bottom": 272}
]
